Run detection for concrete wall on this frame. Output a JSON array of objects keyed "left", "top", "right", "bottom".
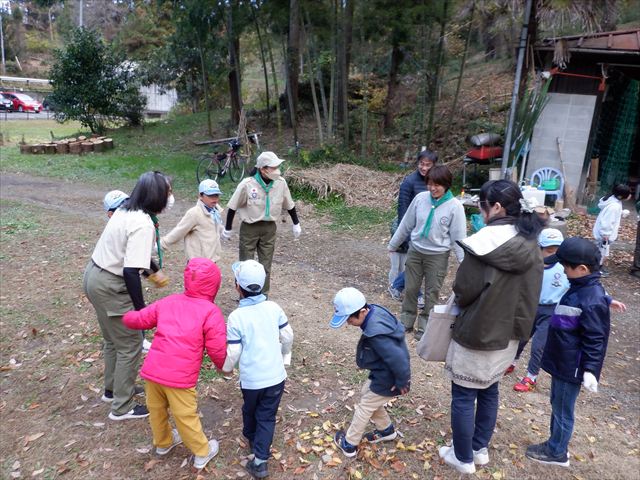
[{"left": 527, "top": 93, "right": 597, "bottom": 195}]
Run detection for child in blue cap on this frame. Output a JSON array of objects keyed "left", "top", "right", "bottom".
[
  {"left": 161, "top": 179, "right": 225, "bottom": 263},
  {"left": 330, "top": 287, "right": 411, "bottom": 457}
]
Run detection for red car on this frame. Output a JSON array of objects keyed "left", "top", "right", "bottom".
[{"left": 1, "top": 92, "right": 42, "bottom": 113}]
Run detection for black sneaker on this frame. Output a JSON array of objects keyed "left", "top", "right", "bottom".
[
  {"left": 245, "top": 459, "right": 269, "bottom": 478},
  {"left": 102, "top": 385, "right": 145, "bottom": 403},
  {"left": 108, "top": 404, "right": 149, "bottom": 421},
  {"left": 334, "top": 430, "right": 357, "bottom": 457},
  {"left": 525, "top": 442, "right": 569, "bottom": 467},
  {"left": 363, "top": 424, "right": 397, "bottom": 443}
]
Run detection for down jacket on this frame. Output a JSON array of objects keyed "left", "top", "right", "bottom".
[
  {"left": 541, "top": 272, "right": 611, "bottom": 384},
  {"left": 452, "top": 221, "right": 543, "bottom": 350},
  {"left": 397, "top": 170, "right": 427, "bottom": 222},
  {"left": 123, "top": 257, "right": 227, "bottom": 388},
  {"left": 356, "top": 305, "right": 411, "bottom": 396}
]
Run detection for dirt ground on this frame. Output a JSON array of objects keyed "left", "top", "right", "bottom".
[{"left": 1, "top": 172, "right": 638, "bottom": 480}]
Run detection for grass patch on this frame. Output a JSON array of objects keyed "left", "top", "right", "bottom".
[
  {"left": 0, "top": 111, "right": 238, "bottom": 198},
  {"left": 0, "top": 117, "right": 86, "bottom": 143},
  {"left": 0, "top": 201, "right": 42, "bottom": 235}
]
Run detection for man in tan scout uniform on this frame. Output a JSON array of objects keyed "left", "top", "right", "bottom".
[{"left": 223, "top": 151, "right": 301, "bottom": 293}]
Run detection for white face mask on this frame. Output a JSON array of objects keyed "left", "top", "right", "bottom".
[
  {"left": 264, "top": 169, "right": 281, "bottom": 181},
  {"left": 165, "top": 194, "right": 175, "bottom": 211}
]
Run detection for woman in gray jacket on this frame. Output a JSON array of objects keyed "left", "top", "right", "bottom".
[
  {"left": 438, "top": 179, "right": 545, "bottom": 474},
  {"left": 388, "top": 165, "right": 466, "bottom": 340}
]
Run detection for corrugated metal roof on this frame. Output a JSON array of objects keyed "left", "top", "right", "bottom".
[{"left": 537, "top": 29, "right": 640, "bottom": 52}]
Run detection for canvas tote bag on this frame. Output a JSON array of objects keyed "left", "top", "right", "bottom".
[{"left": 416, "top": 294, "right": 458, "bottom": 362}]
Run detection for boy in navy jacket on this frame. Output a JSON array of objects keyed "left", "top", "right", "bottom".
[
  {"left": 526, "top": 237, "right": 625, "bottom": 467},
  {"left": 330, "top": 287, "right": 411, "bottom": 457}
]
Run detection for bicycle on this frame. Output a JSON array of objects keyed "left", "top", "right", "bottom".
[{"left": 196, "top": 140, "right": 247, "bottom": 182}]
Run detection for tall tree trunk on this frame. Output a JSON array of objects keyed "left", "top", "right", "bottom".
[
  {"left": 282, "top": 38, "right": 299, "bottom": 151},
  {"left": 302, "top": 17, "right": 323, "bottom": 145},
  {"left": 265, "top": 35, "right": 283, "bottom": 147},
  {"left": 48, "top": 6, "right": 54, "bottom": 42},
  {"left": 444, "top": 1, "right": 474, "bottom": 145},
  {"left": 304, "top": 9, "right": 328, "bottom": 127},
  {"left": 327, "top": 0, "right": 338, "bottom": 140},
  {"left": 196, "top": 38, "right": 212, "bottom": 137},
  {"left": 339, "top": 0, "right": 349, "bottom": 145},
  {"left": 383, "top": 44, "right": 403, "bottom": 130},
  {"left": 251, "top": 2, "right": 270, "bottom": 123},
  {"left": 286, "top": 0, "right": 300, "bottom": 127},
  {"left": 426, "top": 0, "right": 449, "bottom": 144},
  {"left": 517, "top": 0, "right": 536, "bottom": 101},
  {"left": 227, "top": 6, "right": 242, "bottom": 127}
]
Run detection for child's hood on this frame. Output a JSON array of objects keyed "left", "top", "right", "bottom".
[
  {"left": 362, "top": 305, "right": 405, "bottom": 340},
  {"left": 183, "top": 257, "right": 221, "bottom": 300},
  {"left": 598, "top": 195, "right": 620, "bottom": 210}
]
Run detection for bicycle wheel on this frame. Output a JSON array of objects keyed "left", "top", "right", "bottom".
[
  {"left": 228, "top": 154, "right": 246, "bottom": 182},
  {"left": 196, "top": 155, "right": 219, "bottom": 182}
]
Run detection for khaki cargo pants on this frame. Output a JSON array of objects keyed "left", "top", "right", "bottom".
[
  {"left": 83, "top": 261, "right": 142, "bottom": 415},
  {"left": 239, "top": 220, "right": 277, "bottom": 294}
]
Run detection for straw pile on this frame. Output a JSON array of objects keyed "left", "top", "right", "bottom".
[{"left": 286, "top": 163, "right": 404, "bottom": 208}]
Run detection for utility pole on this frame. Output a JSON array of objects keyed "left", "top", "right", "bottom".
[
  {"left": 501, "top": 0, "right": 533, "bottom": 177},
  {"left": 0, "top": 12, "right": 5, "bottom": 75},
  {"left": 79, "top": 0, "right": 83, "bottom": 27}
]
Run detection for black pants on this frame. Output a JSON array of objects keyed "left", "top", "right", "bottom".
[{"left": 241, "top": 380, "right": 285, "bottom": 461}]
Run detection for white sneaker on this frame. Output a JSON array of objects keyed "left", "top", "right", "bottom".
[
  {"left": 193, "top": 439, "right": 219, "bottom": 469},
  {"left": 156, "top": 429, "right": 182, "bottom": 456},
  {"left": 439, "top": 445, "right": 476, "bottom": 474},
  {"left": 142, "top": 339, "right": 152, "bottom": 353},
  {"left": 445, "top": 441, "right": 490, "bottom": 465},
  {"left": 473, "top": 447, "right": 489, "bottom": 465}
]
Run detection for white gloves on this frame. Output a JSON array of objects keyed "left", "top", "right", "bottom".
[
  {"left": 582, "top": 371, "right": 598, "bottom": 393},
  {"left": 221, "top": 229, "right": 233, "bottom": 241},
  {"left": 292, "top": 223, "right": 302, "bottom": 239}
]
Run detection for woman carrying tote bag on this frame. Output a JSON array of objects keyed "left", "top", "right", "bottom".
[{"left": 438, "top": 180, "right": 545, "bottom": 474}]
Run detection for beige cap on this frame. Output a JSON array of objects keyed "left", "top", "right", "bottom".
[{"left": 256, "top": 151, "right": 285, "bottom": 169}]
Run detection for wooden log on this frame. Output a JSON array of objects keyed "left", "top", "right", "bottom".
[
  {"left": 66, "top": 137, "right": 76, "bottom": 143},
  {"left": 69, "top": 142, "right": 82, "bottom": 154},
  {"left": 43, "top": 144, "right": 56, "bottom": 154},
  {"left": 93, "top": 140, "right": 105, "bottom": 152},
  {"left": 77, "top": 135, "right": 87, "bottom": 141},
  {"left": 55, "top": 142, "right": 70, "bottom": 154},
  {"left": 20, "top": 144, "right": 32, "bottom": 154},
  {"left": 31, "top": 144, "right": 44, "bottom": 154},
  {"left": 103, "top": 138, "right": 114, "bottom": 149},
  {"left": 81, "top": 142, "right": 94, "bottom": 153}
]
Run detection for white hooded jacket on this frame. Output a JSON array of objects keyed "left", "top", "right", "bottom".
[{"left": 592, "top": 195, "right": 623, "bottom": 242}]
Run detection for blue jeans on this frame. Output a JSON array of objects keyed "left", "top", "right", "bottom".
[
  {"left": 241, "top": 380, "right": 285, "bottom": 461},
  {"left": 547, "top": 377, "right": 581, "bottom": 456},
  {"left": 451, "top": 381, "right": 499, "bottom": 463},
  {"left": 514, "top": 304, "right": 554, "bottom": 376}
]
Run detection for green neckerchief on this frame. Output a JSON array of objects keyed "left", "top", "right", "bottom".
[
  {"left": 420, "top": 190, "right": 454, "bottom": 238},
  {"left": 150, "top": 213, "right": 163, "bottom": 269},
  {"left": 254, "top": 172, "right": 274, "bottom": 218}
]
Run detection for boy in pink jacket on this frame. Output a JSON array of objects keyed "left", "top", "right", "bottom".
[{"left": 123, "top": 257, "right": 227, "bottom": 470}]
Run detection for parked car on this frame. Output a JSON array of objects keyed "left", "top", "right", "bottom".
[
  {"left": 1, "top": 92, "right": 42, "bottom": 113},
  {"left": 0, "top": 93, "right": 14, "bottom": 111}
]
